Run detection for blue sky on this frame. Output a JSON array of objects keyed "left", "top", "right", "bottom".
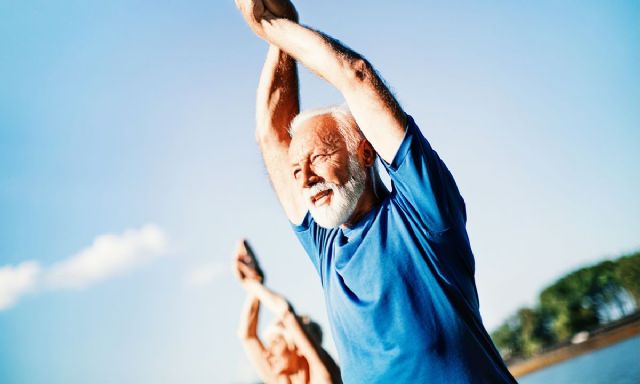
[{"left": 1, "top": 1, "right": 638, "bottom": 383}]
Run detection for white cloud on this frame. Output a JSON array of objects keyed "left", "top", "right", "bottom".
[
  {"left": 0, "top": 224, "right": 169, "bottom": 311},
  {"left": 46, "top": 224, "right": 168, "bottom": 290},
  {"left": 185, "top": 262, "right": 226, "bottom": 287},
  {"left": 0, "top": 261, "right": 41, "bottom": 310}
]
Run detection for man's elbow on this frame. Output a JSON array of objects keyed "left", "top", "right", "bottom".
[
  {"left": 340, "top": 57, "right": 376, "bottom": 90},
  {"left": 237, "top": 329, "right": 258, "bottom": 341}
]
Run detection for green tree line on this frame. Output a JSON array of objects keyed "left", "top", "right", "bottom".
[{"left": 491, "top": 251, "right": 640, "bottom": 360}]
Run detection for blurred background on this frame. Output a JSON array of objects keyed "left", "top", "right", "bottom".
[{"left": 1, "top": 1, "right": 638, "bottom": 383}]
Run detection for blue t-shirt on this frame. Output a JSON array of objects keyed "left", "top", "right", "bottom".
[{"left": 292, "top": 116, "right": 516, "bottom": 383}]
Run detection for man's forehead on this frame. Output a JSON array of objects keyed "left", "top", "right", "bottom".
[
  {"left": 296, "top": 114, "right": 337, "bottom": 135},
  {"left": 288, "top": 115, "right": 344, "bottom": 160}
]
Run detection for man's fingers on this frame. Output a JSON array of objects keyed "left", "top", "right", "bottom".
[
  {"left": 263, "top": 0, "right": 297, "bottom": 21},
  {"left": 239, "top": 262, "right": 258, "bottom": 276},
  {"left": 234, "top": 0, "right": 255, "bottom": 25},
  {"left": 232, "top": 261, "right": 244, "bottom": 281},
  {"left": 238, "top": 263, "right": 263, "bottom": 283},
  {"left": 242, "top": 240, "right": 265, "bottom": 282},
  {"left": 237, "top": 263, "right": 250, "bottom": 276},
  {"left": 233, "top": 239, "right": 264, "bottom": 284},
  {"left": 253, "top": 0, "right": 265, "bottom": 22},
  {"left": 233, "top": 259, "right": 257, "bottom": 283},
  {"left": 233, "top": 238, "right": 252, "bottom": 282},
  {"left": 238, "top": 239, "right": 261, "bottom": 269},
  {"left": 235, "top": 238, "right": 248, "bottom": 256},
  {"left": 242, "top": 240, "right": 258, "bottom": 262}
]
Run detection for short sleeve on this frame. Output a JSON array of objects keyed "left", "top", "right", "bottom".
[
  {"left": 381, "top": 115, "right": 466, "bottom": 234},
  {"left": 291, "top": 212, "right": 333, "bottom": 282}
]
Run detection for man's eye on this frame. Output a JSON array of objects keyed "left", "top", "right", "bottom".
[
  {"left": 293, "top": 169, "right": 301, "bottom": 178},
  {"left": 312, "top": 154, "right": 326, "bottom": 162}
]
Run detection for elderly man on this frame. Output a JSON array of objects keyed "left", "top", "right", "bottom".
[{"left": 235, "top": 1, "right": 517, "bottom": 383}]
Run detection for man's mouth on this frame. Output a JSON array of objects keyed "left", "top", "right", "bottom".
[{"left": 311, "top": 189, "right": 332, "bottom": 207}]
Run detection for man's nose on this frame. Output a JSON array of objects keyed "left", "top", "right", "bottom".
[{"left": 301, "top": 164, "right": 319, "bottom": 188}]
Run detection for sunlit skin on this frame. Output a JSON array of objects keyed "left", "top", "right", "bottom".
[
  {"left": 264, "top": 330, "right": 308, "bottom": 377},
  {"left": 232, "top": 0, "right": 517, "bottom": 381},
  {"left": 234, "top": 239, "right": 341, "bottom": 383},
  {"left": 288, "top": 114, "right": 385, "bottom": 228}
]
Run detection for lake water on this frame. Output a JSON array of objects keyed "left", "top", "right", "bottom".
[{"left": 518, "top": 335, "right": 640, "bottom": 384}]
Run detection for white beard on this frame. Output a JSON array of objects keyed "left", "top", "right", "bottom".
[{"left": 304, "top": 155, "right": 367, "bottom": 228}]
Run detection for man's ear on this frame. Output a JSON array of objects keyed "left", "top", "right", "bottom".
[{"left": 358, "top": 139, "right": 377, "bottom": 168}]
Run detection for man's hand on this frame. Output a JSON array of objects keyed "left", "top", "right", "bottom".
[
  {"left": 233, "top": 239, "right": 265, "bottom": 284},
  {"left": 234, "top": 0, "right": 267, "bottom": 38},
  {"left": 234, "top": 0, "right": 298, "bottom": 39},
  {"left": 236, "top": 0, "right": 406, "bottom": 164},
  {"left": 264, "top": 0, "right": 298, "bottom": 21}
]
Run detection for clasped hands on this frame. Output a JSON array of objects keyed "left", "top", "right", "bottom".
[
  {"left": 233, "top": 239, "right": 265, "bottom": 285},
  {"left": 234, "top": 0, "right": 298, "bottom": 38},
  {"left": 233, "top": 239, "right": 291, "bottom": 318}
]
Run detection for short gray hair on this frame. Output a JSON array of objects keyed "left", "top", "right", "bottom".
[{"left": 289, "top": 104, "right": 365, "bottom": 153}]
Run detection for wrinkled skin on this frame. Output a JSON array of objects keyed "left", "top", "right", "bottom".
[{"left": 288, "top": 115, "right": 352, "bottom": 210}]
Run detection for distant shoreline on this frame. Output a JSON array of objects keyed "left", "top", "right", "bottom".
[{"left": 508, "top": 312, "right": 640, "bottom": 378}]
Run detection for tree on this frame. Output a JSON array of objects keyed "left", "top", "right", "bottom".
[
  {"left": 615, "top": 252, "right": 640, "bottom": 307},
  {"left": 491, "top": 250, "right": 640, "bottom": 359}
]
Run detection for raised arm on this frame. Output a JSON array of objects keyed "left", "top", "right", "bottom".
[
  {"left": 236, "top": 0, "right": 407, "bottom": 163},
  {"left": 255, "top": 45, "right": 306, "bottom": 223},
  {"left": 242, "top": 280, "right": 336, "bottom": 383},
  {"left": 233, "top": 238, "right": 338, "bottom": 382},
  {"left": 233, "top": 240, "right": 276, "bottom": 382},
  {"left": 237, "top": 295, "right": 275, "bottom": 383}
]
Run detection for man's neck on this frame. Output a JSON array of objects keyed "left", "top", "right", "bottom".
[{"left": 342, "top": 175, "right": 389, "bottom": 228}]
